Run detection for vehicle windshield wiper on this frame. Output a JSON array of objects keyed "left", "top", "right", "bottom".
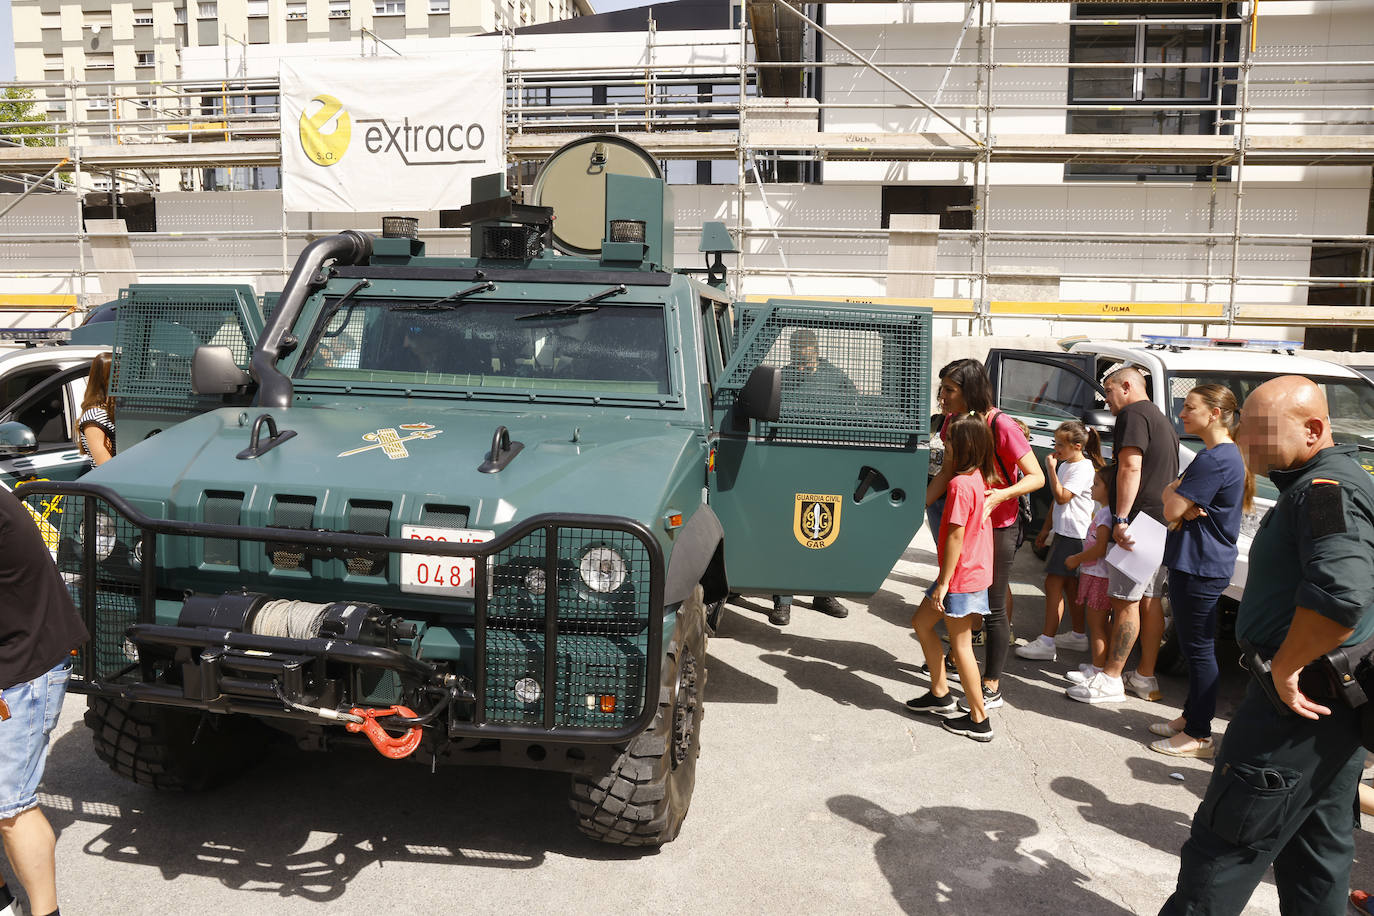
[
  {"left": 320, "top": 279, "right": 370, "bottom": 323},
  {"left": 390, "top": 281, "right": 497, "bottom": 312},
  {"left": 515, "top": 284, "right": 626, "bottom": 322}
]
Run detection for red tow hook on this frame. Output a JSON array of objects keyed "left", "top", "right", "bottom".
[{"left": 346, "top": 706, "right": 423, "bottom": 759}]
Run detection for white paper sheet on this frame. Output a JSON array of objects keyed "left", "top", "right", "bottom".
[{"left": 1105, "top": 513, "right": 1168, "bottom": 585}]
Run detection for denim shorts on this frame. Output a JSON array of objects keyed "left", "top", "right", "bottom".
[
  {"left": 0, "top": 659, "right": 72, "bottom": 820},
  {"left": 925, "top": 583, "right": 990, "bottom": 618}
]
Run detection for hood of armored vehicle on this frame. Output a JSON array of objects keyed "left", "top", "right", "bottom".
[{"left": 102, "top": 405, "right": 702, "bottom": 530}]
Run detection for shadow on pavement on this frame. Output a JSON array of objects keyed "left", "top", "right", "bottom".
[
  {"left": 35, "top": 724, "right": 649, "bottom": 905},
  {"left": 1051, "top": 774, "right": 1194, "bottom": 858},
  {"left": 829, "top": 794, "right": 1135, "bottom": 915},
  {"left": 714, "top": 602, "right": 924, "bottom": 711}
]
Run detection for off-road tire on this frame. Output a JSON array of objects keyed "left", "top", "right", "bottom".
[
  {"left": 570, "top": 586, "right": 708, "bottom": 846},
  {"left": 85, "top": 695, "right": 270, "bottom": 791}
]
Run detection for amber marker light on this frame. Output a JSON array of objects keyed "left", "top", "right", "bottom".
[
  {"left": 600, "top": 695, "right": 617, "bottom": 714},
  {"left": 663, "top": 510, "right": 683, "bottom": 530}
]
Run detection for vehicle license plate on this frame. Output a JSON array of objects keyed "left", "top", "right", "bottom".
[{"left": 400, "top": 525, "right": 495, "bottom": 597}]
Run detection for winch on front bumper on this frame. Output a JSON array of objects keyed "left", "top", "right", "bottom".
[{"left": 15, "top": 482, "right": 665, "bottom": 754}]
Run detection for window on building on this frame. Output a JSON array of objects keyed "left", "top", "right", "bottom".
[
  {"left": 134, "top": 13, "right": 155, "bottom": 26},
  {"left": 375, "top": 0, "right": 405, "bottom": 14},
  {"left": 198, "top": 2, "right": 218, "bottom": 19},
  {"left": 287, "top": 1, "right": 308, "bottom": 18},
  {"left": 89, "top": 98, "right": 112, "bottom": 110},
  {"left": 880, "top": 186, "right": 974, "bottom": 231},
  {"left": 175, "top": 6, "right": 187, "bottom": 23},
  {"left": 248, "top": 0, "right": 269, "bottom": 16},
  {"left": 1067, "top": 3, "right": 1238, "bottom": 180},
  {"left": 330, "top": 1, "right": 351, "bottom": 17},
  {"left": 429, "top": 0, "right": 449, "bottom": 11},
  {"left": 136, "top": 51, "right": 155, "bottom": 67},
  {"left": 86, "top": 54, "right": 115, "bottom": 70},
  {"left": 202, "top": 166, "right": 280, "bottom": 191}
]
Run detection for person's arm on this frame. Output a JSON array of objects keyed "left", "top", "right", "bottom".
[
  {"left": 1112, "top": 446, "right": 1142, "bottom": 547},
  {"left": 1046, "top": 455, "right": 1073, "bottom": 505},
  {"left": 932, "top": 523, "right": 965, "bottom": 613},
  {"left": 1162, "top": 478, "right": 1195, "bottom": 525},
  {"left": 1270, "top": 606, "right": 1355, "bottom": 719},
  {"left": 985, "top": 450, "right": 1046, "bottom": 515},
  {"left": 926, "top": 460, "right": 954, "bottom": 507},
  {"left": 81, "top": 423, "right": 114, "bottom": 466},
  {"left": 1034, "top": 512, "right": 1053, "bottom": 550},
  {"left": 1066, "top": 522, "right": 1112, "bottom": 570}
]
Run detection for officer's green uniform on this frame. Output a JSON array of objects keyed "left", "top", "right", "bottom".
[{"left": 1161, "top": 445, "right": 1374, "bottom": 916}]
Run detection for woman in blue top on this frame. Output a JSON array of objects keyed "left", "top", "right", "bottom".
[{"left": 1150, "top": 383, "right": 1253, "bottom": 758}]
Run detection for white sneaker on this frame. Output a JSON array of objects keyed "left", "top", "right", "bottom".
[
  {"left": 1014, "top": 638, "right": 1056, "bottom": 661},
  {"left": 1054, "top": 631, "right": 1090, "bottom": 652},
  {"left": 1065, "top": 663, "right": 1100, "bottom": 685},
  {"left": 1066, "top": 672, "right": 1126, "bottom": 704},
  {"left": 1125, "top": 669, "right": 1162, "bottom": 701}
]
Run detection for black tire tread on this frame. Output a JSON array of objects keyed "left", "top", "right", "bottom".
[
  {"left": 85, "top": 695, "right": 269, "bottom": 792},
  {"left": 570, "top": 591, "right": 707, "bottom": 846}
]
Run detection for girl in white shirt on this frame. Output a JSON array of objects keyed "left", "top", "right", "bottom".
[{"left": 1016, "top": 420, "right": 1102, "bottom": 662}]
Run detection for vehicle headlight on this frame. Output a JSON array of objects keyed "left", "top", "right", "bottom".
[
  {"left": 524, "top": 566, "right": 546, "bottom": 596},
  {"left": 513, "top": 677, "right": 542, "bottom": 704},
  {"left": 80, "top": 514, "right": 118, "bottom": 561},
  {"left": 130, "top": 538, "right": 143, "bottom": 570},
  {"left": 1239, "top": 506, "right": 1267, "bottom": 541},
  {"left": 578, "top": 546, "right": 627, "bottom": 593}
]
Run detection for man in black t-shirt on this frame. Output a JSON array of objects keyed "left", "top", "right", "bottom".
[
  {"left": 1067, "top": 366, "right": 1179, "bottom": 705},
  {"left": 0, "top": 485, "right": 87, "bottom": 916}
]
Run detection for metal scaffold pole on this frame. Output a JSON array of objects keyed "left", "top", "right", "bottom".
[{"left": 1225, "top": 4, "right": 1255, "bottom": 333}]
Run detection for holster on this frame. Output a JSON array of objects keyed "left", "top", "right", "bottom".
[{"left": 1315, "top": 632, "right": 1374, "bottom": 710}]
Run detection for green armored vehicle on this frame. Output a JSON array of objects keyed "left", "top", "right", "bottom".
[{"left": 14, "top": 136, "right": 932, "bottom": 845}]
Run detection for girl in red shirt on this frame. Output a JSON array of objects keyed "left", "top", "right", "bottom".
[{"left": 906, "top": 413, "right": 998, "bottom": 742}]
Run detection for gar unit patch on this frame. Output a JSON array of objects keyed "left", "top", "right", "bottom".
[
  {"left": 1307, "top": 478, "right": 1346, "bottom": 539},
  {"left": 794, "top": 493, "right": 842, "bottom": 549}
]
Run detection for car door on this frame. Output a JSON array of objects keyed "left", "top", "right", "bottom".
[
  {"left": 708, "top": 299, "right": 931, "bottom": 597},
  {"left": 984, "top": 349, "right": 1108, "bottom": 524},
  {"left": 0, "top": 363, "right": 92, "bottom": 488}
]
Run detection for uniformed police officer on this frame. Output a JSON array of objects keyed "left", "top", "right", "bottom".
[{"left": 1160, "top": 376, "right": 1374, "bottom": 915}]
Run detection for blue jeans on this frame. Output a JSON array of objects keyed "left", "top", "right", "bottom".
[
  {"left": 1167, "top": 569, "right": 1229, "bottom": 740},
  {"left": 0, "top": 659, "right": 72, "bottom": 820}
]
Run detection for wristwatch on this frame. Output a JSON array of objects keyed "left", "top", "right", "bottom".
[{"left": 1112, "top": 515, "right": 1130, "bottom": 526}]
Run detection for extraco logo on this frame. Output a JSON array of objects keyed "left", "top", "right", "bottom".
[{"left": 299, "top": 94, "right": 351, "bottom": 167}]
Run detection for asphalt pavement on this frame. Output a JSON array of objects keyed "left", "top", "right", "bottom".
[{"left": 7, "top": 526, "right": 1373, "bottom": 915}]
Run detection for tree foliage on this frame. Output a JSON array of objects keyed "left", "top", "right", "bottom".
[{"left": 0, "top": 86, "right": 55, "bottom": 147}]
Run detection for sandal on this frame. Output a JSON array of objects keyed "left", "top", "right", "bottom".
[
  {"left": 1149, "top": 721, "right": 1183, "bottom": 738},
  {"left": 1149, "top": 736, "right": 1214, "bottom": 759}
]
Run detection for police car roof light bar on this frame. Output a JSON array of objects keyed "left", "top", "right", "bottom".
[{"left": 1140, "top": 334, "right": 1302, "bottom": 354}]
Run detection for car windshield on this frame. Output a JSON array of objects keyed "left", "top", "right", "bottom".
[
  {"left": 1166, "top": 371, "right": 1374, "bottom": 447},
  {"left": 295, "top": 295, "right": 672, "bottom": 397}
]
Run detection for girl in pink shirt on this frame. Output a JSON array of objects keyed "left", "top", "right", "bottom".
[{"left": 906, "top": 413, "right": 998, "bottom": 742}]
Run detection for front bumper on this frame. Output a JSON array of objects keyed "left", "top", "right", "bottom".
[{"left": 15, "top": 481, "right": 664, "bottom": 745}]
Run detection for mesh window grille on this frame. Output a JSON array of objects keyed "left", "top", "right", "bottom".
[
  {"left": 111, "top": 287, "right": 262, "bottom": 415},
  {"left": 269, "top": 495, "right": 316, "bottom": 570},
  {"left": 718, "top": 303, "right": 931, "bottom": 447}
]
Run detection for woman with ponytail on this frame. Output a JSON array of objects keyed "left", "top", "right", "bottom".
[{"left": 1150, "top": 383, "right": 1253, "bottom": 758}]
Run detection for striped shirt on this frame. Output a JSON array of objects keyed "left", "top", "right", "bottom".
[{"left": 78, "top": 406, "right": 116, "bottom": 457}]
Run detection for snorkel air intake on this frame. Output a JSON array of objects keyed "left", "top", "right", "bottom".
[{"left": 252, "top": 230, "right": 373, "bottom": 409}]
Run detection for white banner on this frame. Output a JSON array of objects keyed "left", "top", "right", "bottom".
[{"left": 280, "top": 52, "right": 504, "bottom": 213}]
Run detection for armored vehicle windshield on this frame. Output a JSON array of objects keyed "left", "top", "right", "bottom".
[{"left": 296, "top": 294, "right": 672, "bottom": 397}]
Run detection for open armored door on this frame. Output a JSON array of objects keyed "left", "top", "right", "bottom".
[
  {"left": 110, "top": 285, "right": 264, "bottom": 446},
  {"left": 709, "top": 299, "right": 931, "bottom": 596}
]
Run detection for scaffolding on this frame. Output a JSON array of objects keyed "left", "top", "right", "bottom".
[{"left": 0, "top": 0, "right": 1370, "bottom": 331}]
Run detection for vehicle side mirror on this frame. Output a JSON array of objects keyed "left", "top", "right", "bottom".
[
  {"left": 192, "top": 346, "right": 252, "bottom": 395},
  {"left": 734, "top": 365, "right": 782, "bottom": 427},
  {"left": 0, "top": 420, "right": 38, "bottom": 457},
  {"left": 1082, "top": 408, "right": 1115, "bottom": 434}
]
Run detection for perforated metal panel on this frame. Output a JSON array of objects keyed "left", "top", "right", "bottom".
[
  {"left": 269, "top": 495, "right": 315, "bottom": 570},
  {"left": 484, "top": 632, "right": 646, "bottom": 728},
  {"left": 421, "top": 504, "right": 470, "bottom": 529},
  {"left": 202, "top": 491, "right": 242, "bottom": 567},
  {"left": 718, "top": 300, "right": 932, "bottom": 447},
  {"left": 488, "top": 525, "right": 654, "bottom": 630},
  {"left": 111, "top": 284, "right": 263, "bottom": 415}
]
